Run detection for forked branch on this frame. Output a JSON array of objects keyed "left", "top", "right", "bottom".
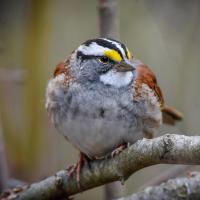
[{"left": 118, "top": 172, "right": 200, "bottom": 200}]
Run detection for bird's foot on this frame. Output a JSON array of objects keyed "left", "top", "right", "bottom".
[
  {"left": 67, "top": 152, "right": 89, "bottom": 189},
  {"left": 111, "top": 143, "right": 128, "bottom": 157}
]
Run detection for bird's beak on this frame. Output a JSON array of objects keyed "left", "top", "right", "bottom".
[{"left": 114, "top": 60, "right": 135, "bottom": 72}]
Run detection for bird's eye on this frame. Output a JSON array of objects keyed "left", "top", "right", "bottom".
[{"left": 98, "top": 56, "right": 109, "bottom": 64}]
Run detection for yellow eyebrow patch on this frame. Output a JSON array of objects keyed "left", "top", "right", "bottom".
[
  {"left": 126, "top": 48, "right": 132, "bottom": 60},
  {"left": 104, "top": 50, "right": 122, "bottom": 62}
]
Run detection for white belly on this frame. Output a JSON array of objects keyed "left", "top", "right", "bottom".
[{"left": 58, "top": 115, "right": 143, "bottom": 158}]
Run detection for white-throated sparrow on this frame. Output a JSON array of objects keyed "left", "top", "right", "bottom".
[{"left": 45, "top": 38, "right": 182, "bottom": 182}]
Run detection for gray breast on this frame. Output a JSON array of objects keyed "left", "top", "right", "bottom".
[{"left": 54, "top": 83, "right": 149, "bottom": 158}]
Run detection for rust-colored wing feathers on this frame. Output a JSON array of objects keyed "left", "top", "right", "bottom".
[
  {"left": 134, "top": 62, "right": 183, "bottom": 125},
  {"left": 54, "top": 62, "right": 67, "bottom": 77},
  {"left": 53, "top": 59, "right": 72, "bottom": 86},
  {"left": 135, "top": 63, "right": 164, "bottom": 106}
]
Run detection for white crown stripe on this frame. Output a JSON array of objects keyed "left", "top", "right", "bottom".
[
  {"left": 78, "top": 42, "right": 110, "bottom": 56},
  {"left": 101, "top": 38, "right": 126, "bottom": 59}
]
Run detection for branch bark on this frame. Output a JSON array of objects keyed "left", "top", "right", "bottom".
[
  {"left": 140, "top": 165, "right": 193, "bottom": 189},
  {"left": 118, "top": 172, "right": 200, "bottom": 200},
  {"left": 1, "top": 134, "right": 200, "bottom": 200}
]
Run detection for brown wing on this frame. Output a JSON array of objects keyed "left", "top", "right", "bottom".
[
  {"left": 54, "top": 62, "right": 67, "bottom": 77},
  {"left": 134, "top": 61, "right": 183, "bottom": 125},
  {"left": 134, "top": 62, "right": 164, "bottom": 107},
  {"left": 53, "top": 59, "right": 72, "bottom": 86}
]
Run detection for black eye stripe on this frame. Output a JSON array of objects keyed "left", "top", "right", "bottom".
[{"left": 77, "top": 51, "right": 116, "bottom": 64}]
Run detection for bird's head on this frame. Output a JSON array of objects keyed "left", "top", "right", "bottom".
[{"left": 54, "top": 38, "right": 136, "bottom": 88}]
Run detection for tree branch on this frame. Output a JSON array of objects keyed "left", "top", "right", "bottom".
[
  {"left": 140, "top": 165, "right": 193, "bottom": 189},
  {"left": 1, "top": 134, "right": 200, "bottom": 200},
  {"left": 118, "top": 172, "right": 200, "bottom": 200}
]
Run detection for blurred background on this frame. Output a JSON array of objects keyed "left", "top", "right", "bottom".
[{"left": 0, "top": 0, "right": 200, "bottom": 199}]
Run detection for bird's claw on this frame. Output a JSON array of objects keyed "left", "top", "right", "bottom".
[
  {"left": 67, "top": 152, "right": 89, "bottom": 189},
  {"left": 111, "top": 143, "right": 128, "bottom": 157}
]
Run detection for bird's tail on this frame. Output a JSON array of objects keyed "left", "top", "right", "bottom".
[{"left": 162, "top": 104, "right": 183, "bottom": 125}]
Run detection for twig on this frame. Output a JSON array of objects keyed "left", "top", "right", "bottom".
[
  {"left": 118, "top": 172, "right": 200, "bottom": 200},
  {"left": 140, "top": 165, "right": 193, "bottom": 189},
  {"left": 98, "top": 0, "right": 119, "bottom": 38},
  {"left": 1, "top": 134, "right": 200, "bottom": 200}
]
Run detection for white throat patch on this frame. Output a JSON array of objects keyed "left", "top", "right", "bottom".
[{"left": 100, "top": 70, "right": 133, "bottom": 88}]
